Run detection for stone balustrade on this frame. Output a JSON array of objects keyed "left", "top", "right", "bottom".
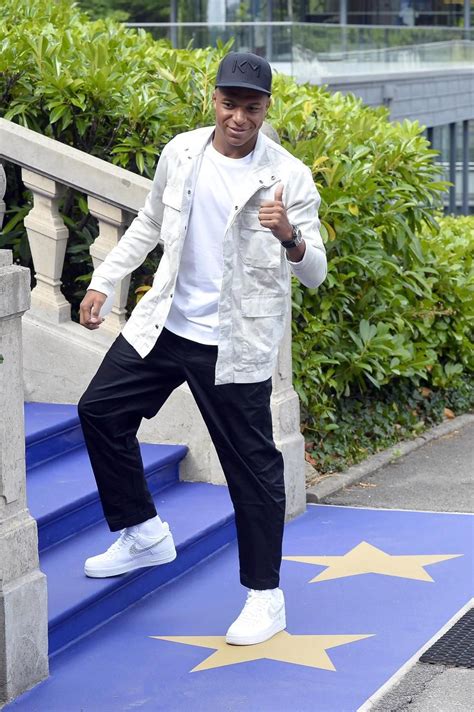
[
  {"left": 0, "top": 117, "right": 306, "bottom": 517},
  {"left": 0, "top": 250, "right": 49, "bottom": 705},
  {"left": 0, "top": 118, "right": 150, "bottom": 335}
]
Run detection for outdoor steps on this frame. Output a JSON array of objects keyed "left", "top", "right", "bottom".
[
  {"left": 28, "top": 439, "right": 186, "bottom": 552},
  {"left": 24, "top": 403, "right": 236, "bottom": 656}
]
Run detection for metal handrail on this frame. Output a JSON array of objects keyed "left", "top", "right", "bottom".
[{"left": 125, "top": 22, "right": 471, "bottom": 34}]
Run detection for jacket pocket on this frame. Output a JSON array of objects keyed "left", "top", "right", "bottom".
[
  {"left": 239, "top": 210, "right": 282, "bottom": 269},
  {"left": 240, "top": 295, "right": 287, "bottom": 365},
  {"left": 161, "top": 184, "right": 182, "bottom": 245},
  {"left": 162, "top": 184, "right": 182, "bottom": 210}
]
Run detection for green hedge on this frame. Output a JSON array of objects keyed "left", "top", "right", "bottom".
[{"left": 1, "top": 0, "right": 472, "bottom": 437}]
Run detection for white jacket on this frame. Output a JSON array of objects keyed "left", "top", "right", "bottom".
[{"left": 89, "top": 126, "right": 327, "bottom": 384}]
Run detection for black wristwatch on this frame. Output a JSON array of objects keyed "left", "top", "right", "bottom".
[{"left": 280, "top": 224, "right": 303, "bottom": 250}]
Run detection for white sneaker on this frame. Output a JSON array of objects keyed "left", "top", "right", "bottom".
[
  {"left": 225, "top": 588, "right": 286, "bottom": 645},
  {"left": 84, "top": 522, "right": 176, "bottom": 578}
]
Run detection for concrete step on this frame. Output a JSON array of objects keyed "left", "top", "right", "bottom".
[
  {"left": 25, "top": 403, "right": 84, "bottom": 469},
  {"left": 28, "top": 442, "right": 186, "bottom": 552},
  {"left": 43, "top": 481, "right": 235, "bottom": 655},
  {"left": 24, "top": 403, "right": 236, "bottom": 658}
]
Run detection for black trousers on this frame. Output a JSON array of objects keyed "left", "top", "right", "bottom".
[{"left": 78, "top": 328, "right": 286, "bottom": 590}]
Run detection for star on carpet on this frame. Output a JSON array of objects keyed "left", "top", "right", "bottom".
[
  {"left": 283, "top": 541, "right": 462, "bottom": 583},
  {"left": 150, "top": 630, "right": 374, "bottom": 672}
]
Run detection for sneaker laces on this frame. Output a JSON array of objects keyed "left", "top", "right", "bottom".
[
  {"left": 103, "top": 529, "right": 137, "bottom": 558},
  {"left": 238, "top": 590, "right": 274, "bottom": 623}
]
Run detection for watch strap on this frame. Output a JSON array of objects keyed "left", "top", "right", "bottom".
[
  {"left": 280, "top": 238, "right": 298, "bottom": 249},
  {"left": 280, "top": 225, "right": 302, "bottom": 249}
]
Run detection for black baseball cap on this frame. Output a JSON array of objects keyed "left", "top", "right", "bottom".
[{"left": 215, "top": 52, "right": 272, "bottom": 96}]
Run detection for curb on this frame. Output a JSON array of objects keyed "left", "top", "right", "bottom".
[{"left": 306, "top": 412, "right": 474, "bottom": 503}]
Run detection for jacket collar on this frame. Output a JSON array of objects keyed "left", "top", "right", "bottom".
[{"left": 181, "top": 126, "right": 280, "bottom": 188}]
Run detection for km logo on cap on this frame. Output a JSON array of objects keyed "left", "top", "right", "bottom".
[{"left": 231, "top": 59, "right": 261, "bottom": 77}]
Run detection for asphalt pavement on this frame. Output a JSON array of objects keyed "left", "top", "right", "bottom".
[{"left": 318, "top": 417, "right": 474, "bottom": 712}]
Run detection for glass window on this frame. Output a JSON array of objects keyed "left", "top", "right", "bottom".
[
  {"left": 176, "top": 0, "right": 470, "bottom": 26},
  {"left": 431, "top": 121, "right": 474, "bottom": 164},
  {"left": 296, "top": 1, "right": 470, "bottom": 26}
]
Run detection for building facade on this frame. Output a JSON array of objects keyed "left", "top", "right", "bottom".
[{"left": 176, "top": 1, "right": 471, "bottom": 27}]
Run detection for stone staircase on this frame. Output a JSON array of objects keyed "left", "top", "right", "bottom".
[{"left": 24, "top": 403, "right": 237, "bottom": 656}]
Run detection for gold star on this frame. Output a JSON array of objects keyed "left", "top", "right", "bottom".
[
  {"left": 150, "top": 631, "right": 374, "bottom": 672},
  {"left": 284, "top": 541, "right": 462, "bottom": 583}
]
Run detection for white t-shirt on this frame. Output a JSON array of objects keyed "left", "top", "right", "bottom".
[{"left": 165, "top": 141, "right": 254, "bottom": 344}]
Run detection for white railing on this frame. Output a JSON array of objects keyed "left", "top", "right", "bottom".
[{"left": 0, "top": 118, "right": 151, "bottom": 333}]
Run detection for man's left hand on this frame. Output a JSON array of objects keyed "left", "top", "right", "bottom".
[{"left": 258, "top": 184, "right": 293, "bottom": 242}]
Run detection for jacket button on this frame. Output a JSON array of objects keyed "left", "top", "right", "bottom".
[
  {"left": 235, "top": 205, "right": 238, "bottom": 210},
  {"left": 155, "top": 324, "right": 160, "bottom": 329},
  {"left": 187, "top": 190, "right": 191, "bottom": 195},
  {"left": 271, "top": 175, "right": 276, "bottom": 180}
]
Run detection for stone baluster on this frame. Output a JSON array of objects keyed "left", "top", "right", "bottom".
[
  {"left": 22, "top": 169, "right": 71, "bottom": 322},
  {"left": 272, "top": 295, "right": 306, "bottom": 519},
  {"left": 261, "top": 121, "right": 306, "bottom": 519},
  {"left": 0, "top": 164, "right": 5, "bottom": 228},
  {"left": 0, "top": 251, "right": 49, "bottom": 704},
  {"left": 87, "top": 197, "right": 130, "bottom": 335}
]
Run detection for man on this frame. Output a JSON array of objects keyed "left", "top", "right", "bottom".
[{"left": 78, "top": 52, "right": 327, "bottom": 646}]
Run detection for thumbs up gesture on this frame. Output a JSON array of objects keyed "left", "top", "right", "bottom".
[{"left": 258, "top": 183, "right": 293, "bottom": 242}]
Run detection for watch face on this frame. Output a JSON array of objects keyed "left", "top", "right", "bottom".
[{"left": 292, "top": 225, "right": 302, "bottom": 243}]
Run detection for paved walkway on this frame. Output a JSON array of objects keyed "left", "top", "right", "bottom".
[
  {"left": 323, "top": 419, "right": 474, "bottom": 711},
  {"left": 5, "top": 417, "right": 473, "bottom": 711}
]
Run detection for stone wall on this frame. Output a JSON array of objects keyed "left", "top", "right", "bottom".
[{"left": 324, "top": 67, "right": 474, "bottom": 127}]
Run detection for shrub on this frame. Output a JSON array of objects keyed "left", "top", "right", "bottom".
[
  {"left": 1, "top": 0, "right": 225, "bottom": 306},
  {"left": 418, "top": 215, "right": 474, "bottom": 385},
  {"left": 0, "top": 0, "right": 219, "bottom": 175},
  {"left": 268, "top": 76, "right": 472, "bottom": 427},
  {"left": 1, "top": 0, "right": 471, "bottom": 440}
]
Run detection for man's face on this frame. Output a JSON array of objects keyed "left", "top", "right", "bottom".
[{"left": 212, "top": 87, "right": 270, "bottom": 156}]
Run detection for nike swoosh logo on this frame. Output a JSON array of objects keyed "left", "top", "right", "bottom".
[{"left": 129, "top": 540, "right": 162, "bottom": 556}]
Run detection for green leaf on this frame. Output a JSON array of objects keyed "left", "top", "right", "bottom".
[
  {"left": 49, "top": 104, "right": 67, "bottom": 123},
  {"left": 359, "top": 320, "right": 375, "bottom": 344}
]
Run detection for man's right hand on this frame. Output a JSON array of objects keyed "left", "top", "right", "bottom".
[{"left": 79, "top": 290, "right": 107, "bottom": 330}]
